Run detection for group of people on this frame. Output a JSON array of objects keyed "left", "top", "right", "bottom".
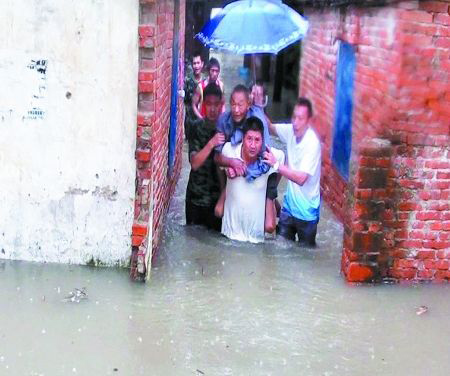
[{"left": 183, "top": 52, "right": 321, "bottom": 246}]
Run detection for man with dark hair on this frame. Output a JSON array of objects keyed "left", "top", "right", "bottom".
[
  {"left": 214, "top": 84, "right": 278, "bottom": 233},
  {"left": 214, "top": 84, "right": 271, "bottom": 174},
  {"left": 192, "top": 57, "right": 225, "bottom": 119},
  {"left": 184, "top": 52, "right": 204, "bottom": 138},
  {"left": 221, "top": 116, "right": 284, "bottom": 243},
  {"left": 265, "top": 97, "right": 321, "bottom": 246},
  {"left": 185, "top": 83, "right": 225, "bottom": 231}
]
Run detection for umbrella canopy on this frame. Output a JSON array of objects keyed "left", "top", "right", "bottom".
[{"left": 195, "top": 0, "right": 309, "bottom": 54}]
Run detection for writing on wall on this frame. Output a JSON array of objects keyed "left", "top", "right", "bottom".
[
  {"left": 0, "top": 53, "right": 48, "bottom": 122},
  {"left": 25, "top": 59, "right": 47, "bottom": 120}
]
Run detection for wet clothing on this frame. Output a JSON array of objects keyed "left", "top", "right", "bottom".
[
  {"left": 185, "top": 119, "right": 221, "bottom": 230},
  {"left": 277, "top": 209, "right": 318, "bottom": 246},
  {"left": 275, "top": 124, "right": 321, "bottom": 221},
  {"left": 266, "top": 173, "right": 279, "bottom": 200},
  {"left": 275, "top": 124, "right": 321, "bottom": 245},
  {"left": 216, "top": 105, "right": 272, "bottom": 183},
  {"left": 244, "top": 156, "right": 271, "bottom": 182},
  {"left": 185, "top": 201, "right": 222, "bottom": 232},
  {"left": 221, "top": 142, "right": 284, "bottom": 243}
]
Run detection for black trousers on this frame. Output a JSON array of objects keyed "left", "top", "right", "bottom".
[
  {"left": 277, "top": 210, "right": 318, "bottom": 246},
  {"left": 185, "top": 200, "right": 222, "bottom": 232}
]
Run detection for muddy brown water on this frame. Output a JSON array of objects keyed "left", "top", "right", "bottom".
[{"left": 1, "top": 149, "right": 449, "bottom": 376}]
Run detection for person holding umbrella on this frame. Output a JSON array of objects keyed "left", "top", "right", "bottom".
[
  {"left": 194, "top": 1, "right": 309, "bottom": 235},
  {"left": 250, "top": 80, "right": 268, "bottom": 110}
]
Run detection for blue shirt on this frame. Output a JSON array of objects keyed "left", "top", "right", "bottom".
[
  {"left": 215, "top": 106, "right": 272, "bottom": 181},
  {"left": 215, "top": 105, "right": 271, "bottom": 152}
]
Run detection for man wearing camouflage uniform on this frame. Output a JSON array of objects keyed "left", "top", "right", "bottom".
[
  {"left": 185, "top": 83, "right": 225, "bottom": 231},
  {"left": 183, "top": 52, "right": 204, "bottom": 139}
]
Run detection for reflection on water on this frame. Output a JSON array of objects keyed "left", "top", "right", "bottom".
[{"left": 1, "top": 152, "right": 449, "bottom": 376}]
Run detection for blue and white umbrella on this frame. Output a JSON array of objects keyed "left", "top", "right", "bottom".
[{"left": 195, "top": 0, "right": 309, "bottom": 55}]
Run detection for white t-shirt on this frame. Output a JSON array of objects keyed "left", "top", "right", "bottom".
[
  {"left": 221, "top": 142, "right": 285, "bottom": 243},
  {"left": 275, "top": 124, "right": 321, "bottom": 221}
]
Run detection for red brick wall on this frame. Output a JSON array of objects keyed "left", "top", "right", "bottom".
[
  {"left": 300, "top": 0, "right": 449, "bottom": 283},
  {"left": 131, "top": 0, "right": 185, "bottom": 280},
  {"left": 386, "top": 0, "right": 449, "bottom": 282}
]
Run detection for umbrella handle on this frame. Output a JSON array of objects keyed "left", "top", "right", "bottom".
[{"left": 252, "top": 54, "right": 256, "bottom": 83}]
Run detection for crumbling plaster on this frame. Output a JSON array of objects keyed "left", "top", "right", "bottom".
[{"left": 0, "top": 0, "right": 139, "bottom": 265}]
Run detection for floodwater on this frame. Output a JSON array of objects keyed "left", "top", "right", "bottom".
[{"left": 1, "top": 150, "right": 449, "bottom": 376}]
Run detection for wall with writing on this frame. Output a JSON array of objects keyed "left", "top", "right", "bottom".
[{"left": 0, "top": 0, "right": 139, "bottom": 265}]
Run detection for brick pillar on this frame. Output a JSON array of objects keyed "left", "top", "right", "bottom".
[
  {"left": 130, "top": 0, "right": 157, "bottom": 281},
  {"left": 342, "top": 138, "right": 393, "bottom": 283}
]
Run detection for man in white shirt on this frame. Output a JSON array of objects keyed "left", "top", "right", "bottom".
[
  {"left": 221, "top": 117, "right": 284, "bottom": 243},
  {"left": 264, "top": 98, "right": 321, "bottom": 246}
]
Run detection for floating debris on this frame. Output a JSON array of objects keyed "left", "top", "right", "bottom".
[
  {"left": 62, "top": 287, "right": 88, "bottom": 303},
  {"left": 416, "top": 305, "right": 428, "bottom": 315}
]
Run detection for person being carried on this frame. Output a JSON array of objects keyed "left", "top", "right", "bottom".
[
  {"left": 213, "top": 84, "right": 278, "bottom": 233},
  {"left": 221, "top": 117, "right": 284, "bottom": 243},
  {"left": 192, "top": 57, "right": 225, "bottom": 119},
  {"left": 185, "top": 83, "right": 225, "bottom": 231},
  {"left": 264, "top": 97, "right": 321, "bottom": 246},
  {"left": 183, "top": 52, "right": 204, "bottom": 138}
]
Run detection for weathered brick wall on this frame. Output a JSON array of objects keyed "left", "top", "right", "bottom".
[
  {"left": 300, "top": 5, "right": 402, "bottom": 221},
  {"left": 342, "top": 137, "right": 395, "bottom": 282},
  {"left": 131, "top": 0, "right": 185, "bottom": 280},
  {"left": 300, "top": 0, "right": 449, "bottom": 282},
  {"left": 385, "top": 0, "right": 449, "bottom": 282}
]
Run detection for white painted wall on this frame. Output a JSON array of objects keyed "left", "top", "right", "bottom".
[{"left": 0, "top": 0, "right": 139, "bottom": 265}]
